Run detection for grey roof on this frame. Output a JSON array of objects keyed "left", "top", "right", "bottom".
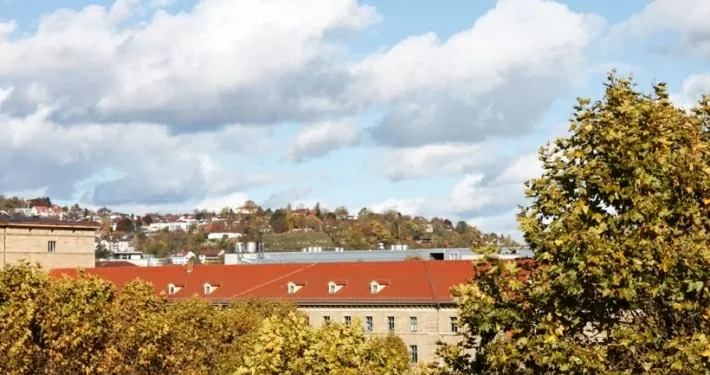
[
  {"left": 226, "top": 247, "right": 533, "bottom": 264},
  {"left": 0, "top": 215, "right": 99, "bottom": 228}
]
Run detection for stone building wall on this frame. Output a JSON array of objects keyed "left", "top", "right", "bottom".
[
  {"left": 302, "top": 305, "right": 460, "bottom": 363},
  {"left": 0, "top": 225, "right": 96, "bottom": 270}
]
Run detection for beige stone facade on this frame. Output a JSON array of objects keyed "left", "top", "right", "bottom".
[
  {"left": 302, "top": 304, "right": 460, "bottom": 364},
  {"left": 0, "top": 220, "right": 99, "bottom": 270}
]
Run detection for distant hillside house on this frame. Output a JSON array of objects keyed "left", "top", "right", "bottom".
[
  {"left": 198, "top": 249, "right": 225, "bottom": 264},
  {"left": 170, "top": 251, "right": 195, "bottom": 265},
  {"left": 147, "top": 218, "right": 195, "bottom": 232},
  {"left": 30, "top": 205, "right": 65, "bottom": 219},
  {"left": 99, "top": 239, "right": 136, "bottom": 253},
  {"left": 207, "top": 232, "right": 242, "bottom": 241}
]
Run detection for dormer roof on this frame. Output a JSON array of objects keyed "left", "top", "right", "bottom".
[{"left": 48, "top": 260, "right": 534, "bottom": 304}]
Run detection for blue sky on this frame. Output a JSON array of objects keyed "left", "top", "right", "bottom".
[{"left": 1, "top": 0, "right": 709, "bottom": 238}]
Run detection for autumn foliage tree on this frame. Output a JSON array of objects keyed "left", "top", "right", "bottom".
[
  {"left": 438, "top": 73, "right": 710, "bottom": 374},
  {"left": 0, "top": 263, "right": 420, "bottom": 375}
]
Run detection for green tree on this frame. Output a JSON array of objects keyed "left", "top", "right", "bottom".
[
  {"left": 439, "top": 73, "right": 710, "bottom": 374},
  {"left": 37, "top": 272, "right": 117, "bottom": 374},
  {"left": 334, "top": 206, "right": 349, "bottom": 220},
  {"left": 0, "top": 262, "right": 49, "bottom": 375},
  {"left": 238, "top": 312, "right": 417, "bottom": 375},
  {"left": 454, "top": 221, "right": 468, "bottom": 234},
  {"left": 110, "top": 280, "right": 171, "bottom": 375},
  {"left": 237, "top": 311, "right": 313, "bottom": 374},
  {"left": 313, "top": 202, "right": 323, "bottom": 219},
  {"left": 269, "top": 209, "right": 289, "bottom": 233},
  {"left": 363, "top": 334, "right": 413, "bottom": 374},
  {"left": 95, "top": 242, "right": 112, "bottom": 259}
]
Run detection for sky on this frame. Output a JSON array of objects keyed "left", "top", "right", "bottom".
[{"left": 0, "top": 0, "right": 709, "bottom": 239}]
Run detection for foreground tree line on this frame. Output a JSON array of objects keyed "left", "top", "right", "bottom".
[{"left": 0, "top": 263, "right": 433, "bottom": 375}]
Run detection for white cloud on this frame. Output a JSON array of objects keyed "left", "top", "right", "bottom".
[
  {"left": 367, "top": 198, "right": 428, "bottom": 217},
  {"left": 467, "top": 208, "right": 522, "bottom": 239},
  {"left": 447, "top": 152, "right": 539, "bottom": 216},
  {"left": 286, "top": 121, "right": 360, "bottom": 162},
  {"left": 381, "top": 143, "right": 497, "bottom": 181},
  {"left": 352, "top": 0, "right": 604, "bottom": 147},
  {"left": 0, "top": 106, "right": 272, "bottom": 206},
  {"left": 151, "top": 0, "right": 175, "bottom": 7},
  {"left": 610, "top": 0, "right": 710, "bottom": 58},
  {"left": 262, "top": 187, "right": 313, "bottom": 208},
  {"left": 0, "top": 0, "right": 379, "bottom": 127},
  {"left": 671, "top": 73, "right": 710, "bottom": 109},
  {"left": 491, "top": 152, "right": 542, "bottom": 185},
  {"left": 102, "top": 191, "right": 252, "bottom": 215},
  {"left": 367, "top": 151, "right": 540, "bottom": 235},
  {"left": 0, "top": 0, "right": 603, "bottom": 215}
]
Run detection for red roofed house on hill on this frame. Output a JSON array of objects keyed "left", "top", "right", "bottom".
[
  {"left": 51, "top": 259, "right": 482, "bottom": 364},
  {"left": 198, "top": 249, "right": 225, "bottom": 264}
]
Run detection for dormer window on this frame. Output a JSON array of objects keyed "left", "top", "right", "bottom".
[
  {"left": 370, "top": 280, "right": 390, "bottom": 294},
  {"left": 287, "top": 281, "right": 306, "bottom": 294},
  {"left": 204, "top": 284, "right": 212, "bottom": 295},
  {"left": 167, "top": 283, "right": 184, "bottom": 295},
  {"left": 327, "top": 280, "right": 347, "bottom": 294}
]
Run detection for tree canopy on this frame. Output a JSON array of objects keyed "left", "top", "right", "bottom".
[{"left": 438, "top": 72, "right": 710, "bottom": 374}]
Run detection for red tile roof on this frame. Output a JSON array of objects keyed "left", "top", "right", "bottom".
[
  {"left": 199, "top": 249, "right": 224, "bottom": 257},
  {"left": 49, "top": 260, "right": 487, "bottom": 305},
  {"left": 95, "top": 261, "right": 139, "bottom": 268}
]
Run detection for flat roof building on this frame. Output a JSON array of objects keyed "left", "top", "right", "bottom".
[
  {"left": 0, "top": 215, "right": 100, "bottom": 270},
  {"left": 225, "top": 246, "right": 532, "bottom": 265}
]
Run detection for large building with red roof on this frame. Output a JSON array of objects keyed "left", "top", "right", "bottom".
[{"left": 51, "top": 259, "right": 479, "bottom": 363}]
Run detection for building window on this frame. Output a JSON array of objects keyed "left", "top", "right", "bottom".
[
  {"left": 288, "top": 284, "right": 295, "bottom": 294},
  {"left": 370, "top": 283, "right": 379, "bottom": 293},
  {"left": 328, "top": 284, "right": 336, "bottom": 294},
  {"left": 409, "top": 317, "right": 418, "bottom": 332},
  {"left": 204, "top": 285, "right": 212, "bottom": 295},
  {"left": 387, "top": 316, "right": 395, "bottom": 332},
  {"left": 323, "top": 316, "right": 331, "bottom": 324},
  {"left": 344, "top": 316, "right": 351, "bottom": 325},
  {"left": 168, "top": 286, "right": 175, "bottom": 295},
  {"left": 410, "top": 345, "right": 418, "bottom": 363},
  {"left": 365, "top": 316, "right": 373, "bottom": 332},
  {"left": 48, "top": 241, "right": 56, "bottom": 252},
  {"left": 450, "top": 317, "right": 458, "bottom": 333}
]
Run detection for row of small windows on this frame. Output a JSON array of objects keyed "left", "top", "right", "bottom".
[
  {"left": 289, "top": 281, "right": 385, "bottom": 294},
  {"left": 320, "top": 317, "right": 425, "bottom": 363},
  {"left": 321, "top": 315, "right": 458, "bottom": 333},
  {"left": 167, "top": 284, "right": 215, "bottom": 296}
]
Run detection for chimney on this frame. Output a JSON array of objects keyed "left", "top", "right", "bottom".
[{"left": 187, "top": 259, "right": 195, "bottom": 274}]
